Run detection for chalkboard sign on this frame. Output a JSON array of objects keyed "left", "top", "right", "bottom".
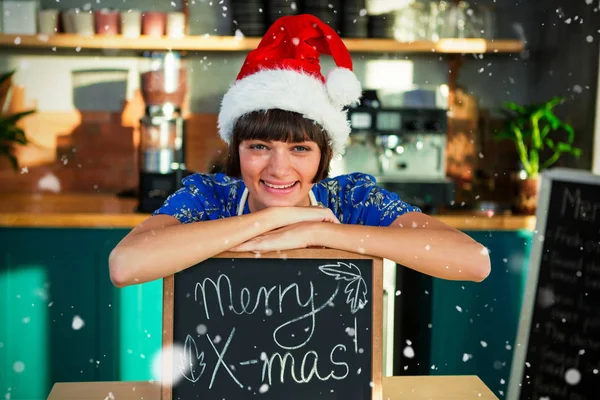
[
  {"left": 508, "top": 168, "right": 600, "bottom": 400},
  {"left": 161, "top": 249, "right": 383, "bottom": 400}
]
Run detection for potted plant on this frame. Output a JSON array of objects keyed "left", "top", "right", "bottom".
[
  {"left": 494, "top": 96, "right": 581, "bottom": 214},
  {"left": 0, "top": 70, "right": 36, "bottom": 171}
]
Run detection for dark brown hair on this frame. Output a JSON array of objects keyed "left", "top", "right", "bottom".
[{"left": 225, "top": 109, "right": 333, "bottom": 183}]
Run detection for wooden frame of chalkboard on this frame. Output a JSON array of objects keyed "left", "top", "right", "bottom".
[
  {"left": 508, "top": 168, "right": 600, "bottom": 400},
  {"left": 161, "top": 249, "right": 383, "bottom": 400}
]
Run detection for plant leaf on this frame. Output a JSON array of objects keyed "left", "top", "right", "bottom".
[
  {"left": 0, "top": 146, "right": 18, "bottom": 170},
  {"left": 503, "top": 102, "right": 527, "bottom": 114},
  {"left": 0, "top": 70, "right": 15, "bottom": 86},
  {"left": 179, "top": 334, "right": 206, "bottom": 383},
  {"left": 2, "top": 109, "right": 36, "bottom": 125},
  {"left": 561, "top": 123, "right": 575, "bottom": 143}
]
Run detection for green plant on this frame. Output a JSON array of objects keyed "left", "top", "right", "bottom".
[
  {"left": 495, "top": 96, "right": 581, "bottom": 179},
  {"left": 0, "top": 70, "right": 36, "bottom": 170}
]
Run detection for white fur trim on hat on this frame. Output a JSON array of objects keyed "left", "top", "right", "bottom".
[
  {"left": 326, "top": 67, "right": 362, "bottom": 109},
  {"left": 218, "top": 68, "right": 356, "bottom": 156}
]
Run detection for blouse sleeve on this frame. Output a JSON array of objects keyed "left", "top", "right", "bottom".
[
  {"left": 343, "top": 173, "right": 421, "bottom": 227},
  {"left": 152, "top": 174, "right": 214, "bottom": 224}
]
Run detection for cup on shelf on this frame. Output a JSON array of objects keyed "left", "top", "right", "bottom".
[
  {"left": 141, "top": 11, "right": 166, "bottom": 37},
  {"left": 121, "top": 9, "right": 142, "bottom": 38},
  {"left": 38, "top": 9, "right": 60, "bottom": 35},
  {"left": 72, "top": 9, "right": 94, "bottom": 37},
  {"left": 94, "top": 9, "right": 120, "bottom": 35},
  {"left": 166, "top": 12, "right": 185, "bottom": 38},
  {"left": 61, "top": 9, "right": 79, "bottom": 33}
]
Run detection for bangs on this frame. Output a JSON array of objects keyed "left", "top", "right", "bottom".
[
  {"left": 233, "top": 109, "right": 325, "bottom": 144},
  {"left": 226, "top": 108, "right": 333, "bottom": 183}
]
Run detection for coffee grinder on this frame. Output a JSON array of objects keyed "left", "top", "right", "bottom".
[{"left": 138, "top": 51, "right": 187, "bottom": 213}]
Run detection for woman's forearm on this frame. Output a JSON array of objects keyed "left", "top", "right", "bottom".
[
  {"left": 109, "top": 209, "right": 283, "bottom": 287},
  {"left": 314, "top": 223, "right": 491, "bottom": 282}
]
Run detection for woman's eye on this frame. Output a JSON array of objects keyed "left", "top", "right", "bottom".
[
  {"left": 294, "top": 146, "right": 310, "bottom": 152},
  {"left": 249, "top": 144, "right": 267, "bottom": 150}
]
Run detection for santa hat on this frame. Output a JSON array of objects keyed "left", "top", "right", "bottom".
[{"left": 218, "top": 14, "right": 362, "bottom": 156}]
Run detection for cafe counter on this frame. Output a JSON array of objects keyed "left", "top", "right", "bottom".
[{"left": 0, "top": 193, "right": 536, "bottom": 230}]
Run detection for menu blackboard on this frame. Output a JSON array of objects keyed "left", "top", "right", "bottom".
[
  {"left": 508, "top": 168, "right": 600, "bottom": 400},
  {"left": 161, "top": 249, "right": 383, "bottom": 400}
]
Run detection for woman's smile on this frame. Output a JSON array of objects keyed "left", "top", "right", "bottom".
[{"left": 261, "top": 180, "right": 298, "bottom": 194}]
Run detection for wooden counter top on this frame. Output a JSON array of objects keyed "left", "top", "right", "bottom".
[
  {"left": 47, "top": 376, "right": 498, "bottom": 399},
  {"left": 0, "top": 193, "right": 536, "bottom": 230}
]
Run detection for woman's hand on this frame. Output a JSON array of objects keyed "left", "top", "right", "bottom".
[
  {"left": 229, "top": 221, "right": 323, "bottom": 253},
  {"left": 270, "top": 205, "right": 341, "bottom": 226}
]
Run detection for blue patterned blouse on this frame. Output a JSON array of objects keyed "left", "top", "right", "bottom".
[{"left": 152, "top": 172, "right": 421, "bottom": 227}]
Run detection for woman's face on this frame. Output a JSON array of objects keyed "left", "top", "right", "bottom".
[{"left": 239, "top": 139, "right": 321, "bottom": 212}]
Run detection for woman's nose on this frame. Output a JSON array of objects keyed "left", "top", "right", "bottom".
[{"left": 267, "top": 150, "right": 292, "bottom": 176}]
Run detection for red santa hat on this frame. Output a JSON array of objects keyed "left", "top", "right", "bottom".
[{"left": 218, "top": 14, "right": 362, "bottom": 156}]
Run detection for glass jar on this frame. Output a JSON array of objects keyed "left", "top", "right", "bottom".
[
  {"left": 139, "top": 106, "right": 184, "bottom": 174},
  {"left": 139, "top": 51, "right": 187, "bottom": 108}
]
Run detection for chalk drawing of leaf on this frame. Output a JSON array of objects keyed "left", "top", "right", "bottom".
[
  {"left": 344, "top": 275, "right": 368, "bottom": 314},
  {"left": 179, "top": 334, "right": 206, "bottom": 383},
  {"left": 319, "top": 262, "right": 368, "bottom": 313},
  {"left": 319, "top": 262, "right": 363, "bottom": 282}
]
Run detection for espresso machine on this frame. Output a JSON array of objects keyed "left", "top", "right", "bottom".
[
  {"left": 340, "top": 106, "right": 455, "bottom": 212},
  {"left": 138, "top": 51, "right": 188, "bottom": 213}
]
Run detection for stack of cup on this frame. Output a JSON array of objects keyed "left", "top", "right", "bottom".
[
  {"left": 142, "top": 11, "right": 166, "bottom": 37},
  {"left": 167, "top": 12, "right": 185, "bottom": 38},
  {"left": 121, "top": 9, "right": 142, "bottom": 38},
  {"left": 94, "top": 9, "right": 120, "bottom": 35},
  {"left": 38, "top": 9, "right": 60, "bottom": 35},
  {"left": 72, "top": 9, "right": 94, "bottom": 36}
]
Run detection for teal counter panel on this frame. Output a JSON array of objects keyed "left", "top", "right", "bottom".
[
  {"left": 0, "top": 227, "right": 532, "bottom": 400},
  {"left": 430, "top": 230, "right": 533, "bottom": 399},
  {"left": 118, "top": 279, "right": 162, "bottom": 381},
  {"left": 0, "top": 228, "right": 124, "bottom": 400}
]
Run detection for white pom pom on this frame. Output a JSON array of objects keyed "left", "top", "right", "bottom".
[{"left": 326, "top": 67, "right": 362, "bottom": 108}]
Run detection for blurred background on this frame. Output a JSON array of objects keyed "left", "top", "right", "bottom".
[{"left": 0, "top": 0, "right": 598, "bottom": 399}]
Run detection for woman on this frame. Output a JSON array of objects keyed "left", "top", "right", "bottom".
[{"left": 109, "top": 14, "right": 490, "bottom": 288}]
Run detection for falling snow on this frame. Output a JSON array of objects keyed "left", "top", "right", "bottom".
[
  {"left": 13, "top": 362, "right": 25, "bottom": 373},
  {"left": 403, "top": 346, "right": 415, "bottom": 358},
  {"left": 103, "top": 392, "right": 115, "bottom": 400},
  {"left": 565, "top": 368, "right": 581, "bottom": 385},
  {"left": 259, "top": 384, "right": 269, "bottom": 393},
  {"left": 72, "top": 315, "right": 85, "bottom": 330}
]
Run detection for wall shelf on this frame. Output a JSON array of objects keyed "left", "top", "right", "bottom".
[{"left": 0, "top": 34, "right": 525, "bottom": 54}]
